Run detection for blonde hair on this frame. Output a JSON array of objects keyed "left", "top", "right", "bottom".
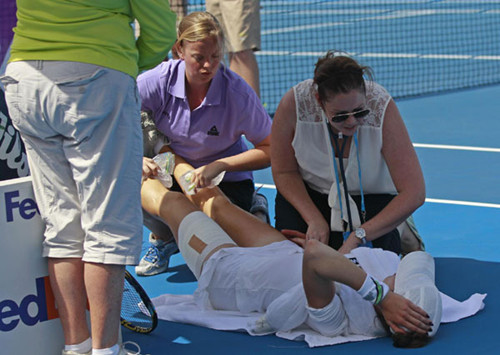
[{"left": 173, "top": 11, "right": 225, "bottom": 57}]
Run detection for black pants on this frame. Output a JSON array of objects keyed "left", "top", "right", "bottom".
[
  {"left": 275, "top": 183, "right": 401, "bottom": 254},
  {"left": 171, "top": 178, "right": 255, "bottom": 211}
]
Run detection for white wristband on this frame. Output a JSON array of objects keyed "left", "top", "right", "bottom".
[{"left": 357, "top": 274, "right": 389, "bottom": 305}]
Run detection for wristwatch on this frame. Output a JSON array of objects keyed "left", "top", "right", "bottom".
[{"left": 355, "top": 228, "right": 367, "bottom": 244}]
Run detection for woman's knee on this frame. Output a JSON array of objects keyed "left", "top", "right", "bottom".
[
  {"left": 303, "top": 239, "right": 343, "bottom": 271},
  {"left": 141, "top": 179, "right": 169, "bottom": 216},
  {"left": 303, "top": 239, "right": 328, "bottom": 266},
  {"left": 207, "top": 194, "right": 233, "bottom": 218}
]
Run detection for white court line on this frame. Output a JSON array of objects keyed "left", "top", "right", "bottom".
[
  {"left": 420, "top": 54, "right": 472, "bottom": 60},
  {"left": 255, "top": 183, "right": 500, "bottom": 209},
  {"left": 254, "top": 183, "right": 278, "bottom": 190},
  {"left": 476, "top": 55, "right": 500, "bottom": 60},
  {"left": 261, "top": 7, "right": 497, "bottom": 36},
  {"left": 425, "top": 198, "right": 500, "bottom": 209},
  {"left": 358, "top": 52, "right": 420, "bottom": 58},
  {"left": 261, "top": 22, "right": 348, "bottom": 35},
  {"left": 257, "top": 141, "right": 500, "bottom": 208},
  {"left": 261, "top": 1, "right": 500, "bottom": 5},
  {"left": 413, "top": 143, "right": 500, "bottom": 153},
  {"left": 258, "top": 51, "right": 500, "bottom": 61}
]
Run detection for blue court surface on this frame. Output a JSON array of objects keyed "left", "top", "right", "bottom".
[
  {"left": 123, "top": 83, "right": 500, "bottom": 354},
  {"left": 2, "top": 1, "right": 498, "bottom": 353},
  {"left": 123, "top": 0, "right": 500, "bottom": 352}
]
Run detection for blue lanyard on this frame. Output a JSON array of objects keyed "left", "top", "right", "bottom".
[
  {"left": 354, "top": 134, "right": 366, "bottom": 223},
  {"left": 326, "top": 124, "right": 366, "bottom": 238}
]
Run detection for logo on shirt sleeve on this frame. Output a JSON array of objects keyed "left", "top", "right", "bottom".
[{"left": 207, "top": 125, "right": 220, "bottom": 136}]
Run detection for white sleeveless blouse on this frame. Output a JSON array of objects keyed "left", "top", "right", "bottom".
[{"left": 292, "top": 79, "right": 397, "bottom": 231}]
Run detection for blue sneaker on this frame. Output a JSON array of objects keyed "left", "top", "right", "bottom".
[
  {"left": 250, "top": 191, "right": 270, "bottom": 224},
  {"left": 135, "top": 234, "right": 179, "bottom": 276}
]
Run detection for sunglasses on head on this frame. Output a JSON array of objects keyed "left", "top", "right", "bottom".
[{"left": 330, "top": 108, "right": 370, "bottom": 123}]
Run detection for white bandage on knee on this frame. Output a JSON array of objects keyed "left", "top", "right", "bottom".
[
  {"left": 306, "top": 295, "right": 347, "bottom": 337},
  {"left": 177, "top": 211, "right": 235, "bottom": 279},
  {"left": 394, "top": 251, "right": 442, "bottom": 337},
  {"left": 357, "top": 274, "right": 390, "bottom": 305}
]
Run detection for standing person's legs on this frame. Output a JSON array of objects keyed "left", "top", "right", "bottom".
[
  {"left": 206, "top": 0, "right": 261, "bottom": 96},
  {"left": 229, "top": 49, "right": 260, "bottom": 97},
  {"left": 4, "top": 61, "right": 92, "bottom": 349},
  {"left": 48, "top": 259, "right": 89, "bottom": 346},
  {"left": 70, "top": 65, "right": 143, "bottom": 350},
  {"left": 84, "top": 263, "right": 125, "bottom": 349},
  {"left": 3, "top": 61, "right": 143, "bottom": 352}
]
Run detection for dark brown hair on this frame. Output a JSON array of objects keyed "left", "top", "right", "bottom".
[
  {"left": 313, "top": 51, "right": 373, "bottom": 103},
  {"left": 392, "top": 332, "right": 430, "bottom": 348}
]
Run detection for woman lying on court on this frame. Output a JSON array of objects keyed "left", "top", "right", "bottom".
[{"left": 141, "top": 156, "right": 447, "bottom": 348}]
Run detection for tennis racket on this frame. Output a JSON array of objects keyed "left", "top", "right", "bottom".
[{"left": 121, "top": 270, "right": 158, "bottom": 334}]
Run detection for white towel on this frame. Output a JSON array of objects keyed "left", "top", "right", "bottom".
[{"left": 152, "top": 290, "right": 486, "bottom": 348}]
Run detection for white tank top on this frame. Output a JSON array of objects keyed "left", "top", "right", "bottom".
[{"left": 292, "top": 79, "right": 397, "bottom": 231}]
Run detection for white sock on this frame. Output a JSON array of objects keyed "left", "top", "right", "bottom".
[
  {"left": 92, "top": 344, "right": 120, "bottom": 355},
  {"left": 357, "top": 274, "right": 389, "bottom": 305},
  {"left": 65, "top": 337, "right": 92, "bottom": 353}
]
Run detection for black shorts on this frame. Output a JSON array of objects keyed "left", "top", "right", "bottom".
[{"left": 274, "top": 183, "right": 401, "bottom": 254}]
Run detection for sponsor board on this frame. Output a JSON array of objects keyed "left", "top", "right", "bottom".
[{"left": 0, "top": 177, "right": 64, "bottom": 354}]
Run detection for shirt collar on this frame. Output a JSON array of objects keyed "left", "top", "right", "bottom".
[
  {"left": 168, "top": 60, "right": 186, "bottom": 99},
  {"left": 204, "top": 64, "right": 224, "bottom": 106}
]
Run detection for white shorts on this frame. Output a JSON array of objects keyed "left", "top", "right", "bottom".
[
  {"left": 3, "top": 61, "right": 143, "bottom": 264},
  {"left": 195, "top": 240, "right": 304, "bottom": 313}
]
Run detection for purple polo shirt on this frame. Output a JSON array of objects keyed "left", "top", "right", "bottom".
[{"left": 137, "top": 60, "right": 271, "bottom": 182}]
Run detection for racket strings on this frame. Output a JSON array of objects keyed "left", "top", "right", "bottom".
[{"left": 121, "top": 272, "right": 157, "bottom": 333}]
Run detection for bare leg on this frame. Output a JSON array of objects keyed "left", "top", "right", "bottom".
[
  {"left": 229, "top": 50, "right": 260, "bottom": 97},
  {"left": 141, "top": 179, "right": 199, "bottom": 244},
  {"left": 84, "top": 263, "right": 124, "bottom": 349},
  {"left": 48, "top": 259, "right": 127, "bottom": 349},
  {"left": 142, "top": 179, "right": 237, "bottom": 277},
  {"left": 48, "top": 258, "right": 90, "bottom": 345},
  {"left": 172, "top": 154, "right": 284, "bottom": 247},
  {"left": 302, "top": 239, "right": 366, "bottom": 308}
]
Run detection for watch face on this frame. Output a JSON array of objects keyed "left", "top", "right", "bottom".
[{"left": 356, "top": 228, "right": 366, "bottom": 238}]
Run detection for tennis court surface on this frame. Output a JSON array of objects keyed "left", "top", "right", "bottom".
[
  {"left": 2, "top": 0, "right": 499, "bottom": 353},
  {"left": 125, "top": 81, "right": 500, "bottom": 355},
  {"left": 123, "top": 1, "right": 500, "bottom": 353}
]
